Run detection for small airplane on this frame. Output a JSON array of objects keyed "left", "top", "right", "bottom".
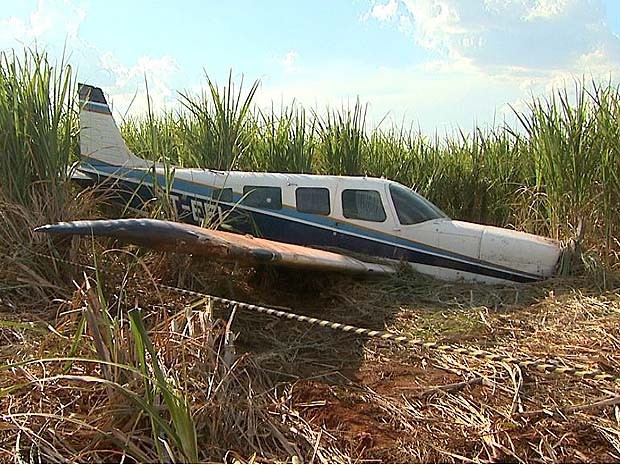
[{"left": 35, "top": 84, "right": 563, "bottom": 284}]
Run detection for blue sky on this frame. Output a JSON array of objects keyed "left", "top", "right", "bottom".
[{"left": 2, "top": 0, "right": 620, "bottom": 132}]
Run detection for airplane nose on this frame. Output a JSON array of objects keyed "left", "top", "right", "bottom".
[{"left": 480, "top": 227, "right": 562, "bottom": 278}]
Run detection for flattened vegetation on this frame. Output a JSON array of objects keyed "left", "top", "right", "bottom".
[{"left": 1, "top": 252, "right": 619, "bottom": 463}]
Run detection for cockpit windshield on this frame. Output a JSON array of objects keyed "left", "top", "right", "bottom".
[{"left": 389, "top": 183, "right": 449, "bottom": 225}]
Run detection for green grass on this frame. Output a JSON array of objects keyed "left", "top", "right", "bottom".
[
  {"left": 1, "top": 47, "right": 619, "bottom": 264},
  {"left": 1, "top": 47, "right": 620, "bottom": 464},
  {"left": 115, "top": 74, "right": 620, "bottom": 264},
  {"left": 0, "top": 48, "right": 85, "bottom": 300},
  {"left": 0, "top": 48, "right": 76, "bottom": 209}
]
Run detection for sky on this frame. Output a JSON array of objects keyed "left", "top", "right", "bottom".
[{"left": 1, "top": 0, "right": 620, "bottom": 133}]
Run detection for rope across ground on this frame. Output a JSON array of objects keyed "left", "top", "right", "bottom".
[{"left": 35, "top": 251, "right": 620, "bottom": 385}]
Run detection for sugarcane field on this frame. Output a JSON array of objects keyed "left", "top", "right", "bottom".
[{"left": 1, "top": 8, "right": 620, "bottom": 461}]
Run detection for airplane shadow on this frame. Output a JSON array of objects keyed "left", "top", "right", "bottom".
[
  {"left": 49, "top": 236, "right": 586, "bottom": 388},
  {"left": 187, "top": 261, "right": 562, "bottom": 386}
]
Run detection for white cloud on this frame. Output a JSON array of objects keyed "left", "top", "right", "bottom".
[
  {"left": 29, "top": 1, "right": 54, "bottom": 38},
  {"left": 3, "top": 0, "right": 617, "bottom": 136},
  {"left": 522, "top": 0, "right": 573, "bottom": 20},
  {"left": 259, "top": 0, "right": 620, "bottom": 136},
  {"left": 359, "top": 0, "right": 620, "bottom": 129},
  {"left": 0, "top": 0, "right": 87, "bottom": 50},
  {"left": 372, "top": 0, "right": 620, "bottom": 77},
  {"left": 397, "top": 13, "right": 415, "bottom": 35},
  {"left": 66, "top": 6, "right": 87, "bottom": 39},
  {"left": 0, "top": 17, "right": 29, "bottom": 46},
  {"left": 0, "top": 0, "right": 181, "bottom": 119},
  {"left": 98, "top": 52, "right": 180, "bottom": 117},
  {"left": 365, "top": 0, "right": 399, "bottom": 21},
  {"left": 281, "top": 50, "right": 299, "bottom": 72},
  {"left": 256, "top": 60, "right": 525, "bottom": 133}
]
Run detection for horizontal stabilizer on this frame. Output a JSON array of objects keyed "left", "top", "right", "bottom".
[{"left": 35, "top": 219, "right": 396, "bottom": 274}]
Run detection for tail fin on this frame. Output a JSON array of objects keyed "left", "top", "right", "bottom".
[{"left": 78, "top": 83, "right": 150, "bottom": 168}]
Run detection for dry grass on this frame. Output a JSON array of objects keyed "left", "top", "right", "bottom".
[
  {"left": 0, "top": 257, "right": 343, "bottom": 463},
  {"left": 2, "top": 47, "right": 619, "bottom": 463},
  {"left": 1, "top": 241, "right": 619, "bottom": 463}
]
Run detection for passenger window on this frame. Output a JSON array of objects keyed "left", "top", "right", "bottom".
[
  {"left": 342, "top": 189, "right": 386, "bottom": 222},
  {"left": 242, "top": 186, "right": 282, "bottom": 209},
  {"left": 296, "top": 187, "right": 330, "bottom": 215},
  {"left": 211, "top": 188, "right": 233, "bottom": 203}
]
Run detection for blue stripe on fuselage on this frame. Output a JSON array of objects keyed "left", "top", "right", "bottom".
[
  {"left": 78, "top": 158, "right": 539, "bottom": 282},
  {"left": 83, "top": 101, "right": 112, "bottom": 115}
]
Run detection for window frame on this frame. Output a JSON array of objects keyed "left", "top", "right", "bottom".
[
  {"left": 241, "top": 185, "right": 283, "bottom": 210},
  {"left": 341, "top": 188, "right": 387, "bottom": 222},
  {"left": 388, "top": 183, "right": 448, "bottom": 226},
  {"left": 295, "top": 187, "right": 331, "bottom": 215},
  {"left": 211, "top": 187, "right": 233, "bottom": 203}
]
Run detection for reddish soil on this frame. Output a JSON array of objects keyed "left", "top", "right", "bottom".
[
  {"left": 292, "top": 362, "right": 460, "bottom": 460},
  {"left": 354, "top": 361, "right": 459, "bottom": 394},
  {"left": 293, "top": 380, "right": 399, "bottom": 457}
]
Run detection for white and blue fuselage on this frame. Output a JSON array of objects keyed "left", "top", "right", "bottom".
[{"left": 77, "top": 84, "right": 562, "bottom": 284}]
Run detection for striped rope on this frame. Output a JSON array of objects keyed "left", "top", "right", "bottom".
[{"left": 30, "top": 250, "right": 620, "bottom": 384}]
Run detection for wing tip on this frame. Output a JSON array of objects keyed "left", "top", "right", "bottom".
[
  {"left": 34, "top": 220, "right": 103, "bottom": 235},
  {"left": 34, "top": 223, "right": 68, "bottom": 233}
]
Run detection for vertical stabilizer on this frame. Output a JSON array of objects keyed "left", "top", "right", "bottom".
[{"left": 78, "top": 84, "right": 150, "bottom": 168}]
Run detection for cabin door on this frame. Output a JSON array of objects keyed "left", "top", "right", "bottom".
[{"left": 334, "top": 183, "right": 399, "bottom": 258}]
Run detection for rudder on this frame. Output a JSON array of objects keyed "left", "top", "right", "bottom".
[{"left": 78, "top": 83, "right": 150, "bottom": 168}]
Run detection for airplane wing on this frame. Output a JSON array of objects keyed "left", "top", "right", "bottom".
[{"left": 34, "top": 219, "right": 396, "bottom": 274}]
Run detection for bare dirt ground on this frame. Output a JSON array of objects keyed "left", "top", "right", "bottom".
[
  {"left": 240, "top": 268, "right": 620, "bottom": 463},
  {"left": 1, "top": 249, "right": 619, "bottom": 462}
]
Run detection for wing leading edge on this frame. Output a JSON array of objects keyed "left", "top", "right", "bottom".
[{"left": 34, "top": 219, "right": 396, "bottom": 274}]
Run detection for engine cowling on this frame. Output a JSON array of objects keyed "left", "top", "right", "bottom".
[{"left": 479, "top": 225, "right": 561, "bottom": 278}]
